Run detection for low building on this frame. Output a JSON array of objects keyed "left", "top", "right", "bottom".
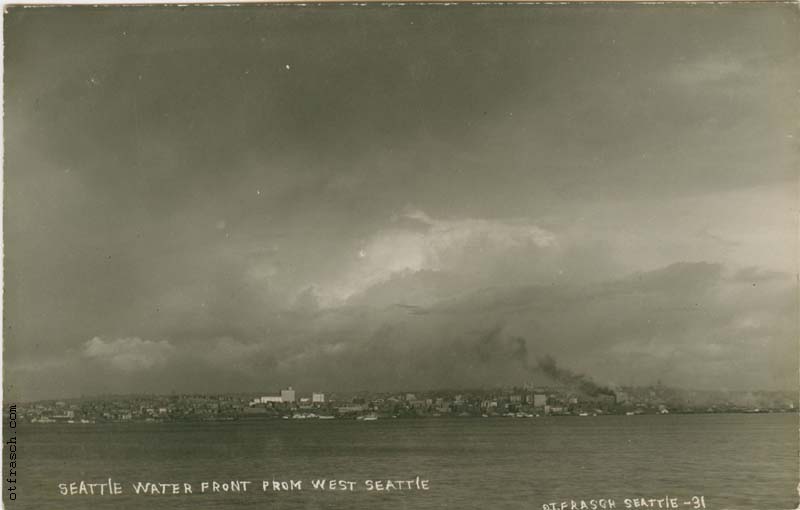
[{"left": 337, "top": 404, "right": 366, "bottom": 414}]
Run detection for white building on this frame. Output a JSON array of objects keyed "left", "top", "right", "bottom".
[
  {"left": 281, "top": 387, "right": 296, "bottom": 403},
  {"left": 312, "top": 392, "right": 325, "bottom": 403}
]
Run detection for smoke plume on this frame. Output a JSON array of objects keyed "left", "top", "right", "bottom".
[{"left": 537, "top": 354, "right": 615, "bottom": 397}]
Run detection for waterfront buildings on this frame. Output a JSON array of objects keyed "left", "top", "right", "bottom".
[{"left": 12, "top": 385, "right": 797, "bottom": 424}]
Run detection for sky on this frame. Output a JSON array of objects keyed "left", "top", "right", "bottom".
[{"left": 4, "top": 4, "right": 798, "bottom": 401}]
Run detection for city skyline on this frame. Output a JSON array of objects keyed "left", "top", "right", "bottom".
[
  {"left": 4, "top": 5, "right": 798, "bottom": 402},
  {"left": 14, "top": 383, "right": 797, "bottom": 425}
]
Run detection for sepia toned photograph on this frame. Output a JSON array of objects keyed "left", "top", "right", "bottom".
[{"left": 2, "top": 2, "right": 799, "bottom": 509}]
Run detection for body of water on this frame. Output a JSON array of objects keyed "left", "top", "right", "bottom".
[{"left": 10, "top": 413, "right": 798, "bottom": 509}]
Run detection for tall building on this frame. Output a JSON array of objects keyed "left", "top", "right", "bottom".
[
  {"left": 281, "top": 387, "right": 296, "bottom": 403},
  {"left": 533, "top": 394, "right": 547, "bottom": 408},
  {"left": 312, "top": 392, "right": 325, "bottom": 404}
]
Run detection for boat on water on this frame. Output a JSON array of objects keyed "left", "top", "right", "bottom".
[
  {"left": 358, "top": 413, "right": 379, "bottom": 421},
  {"left": 318, "top": 415, "right": 335, "bottom": 420}
]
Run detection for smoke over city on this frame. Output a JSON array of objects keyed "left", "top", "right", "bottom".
[
  {"left": 470, "top": 326, "right": 615, "bottom": 396},
  {"left": 537, "top": 355, "right": 616, "bottom": 397}
]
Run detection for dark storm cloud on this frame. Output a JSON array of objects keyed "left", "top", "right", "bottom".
[
  {"left": 4, "top": 5, "right": 797, "bottom": 400},
  {"left": 9, "top": 261, "right": 794, "bottom": 398}
]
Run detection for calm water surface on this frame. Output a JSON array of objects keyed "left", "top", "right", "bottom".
[{"left": 12, "top": 413, "right": 798, "bottom": 509}]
